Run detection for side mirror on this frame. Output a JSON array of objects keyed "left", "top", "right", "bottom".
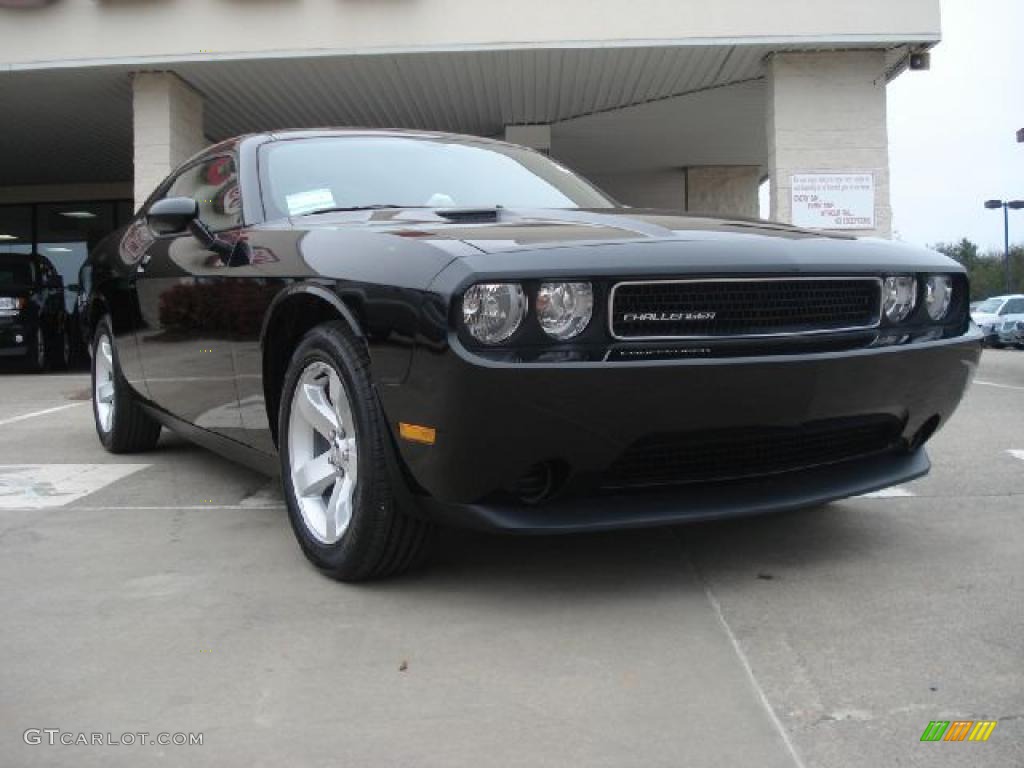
[{"left": 147, "top": 196, "right": 199, "bottom": 236}]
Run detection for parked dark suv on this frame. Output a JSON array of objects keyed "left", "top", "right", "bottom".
[{"left": 0, "top": 252, "right": 70, "bottom": 371}]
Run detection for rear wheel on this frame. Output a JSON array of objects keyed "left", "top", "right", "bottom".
[
  {"left": 92, "top": 318, "right": 162, "bottom": 453},
  {"left": 279, "top": 321, "right": 435, "bottom": 581}
]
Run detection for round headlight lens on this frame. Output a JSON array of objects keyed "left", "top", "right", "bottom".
[
  {"left": 883, "top": 276, "right": 917, "bottom": 323},
  {"left": 461, "top": 283, "right": 527, "bottom": 344},
  {"left": 924, "top": 275, "right": 953, "bottom": 321},
  {"left": 536, "top": 282, "right": 594, "bottom": 340}
]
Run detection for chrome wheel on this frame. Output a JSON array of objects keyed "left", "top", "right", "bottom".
[
  {"left": 94, "top": 334, "right": 115, "bottom": 433},
  {"left": 287, "top": 360, "right": 358, "bottom": 544}
]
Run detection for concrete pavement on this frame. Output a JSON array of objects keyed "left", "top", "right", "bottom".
[{"left": 0, "top": 351, "right": 1022, "bottom": 767}]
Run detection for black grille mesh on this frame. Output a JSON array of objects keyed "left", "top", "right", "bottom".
[
  {"left": 611, "top": 278, "right": 880, "bottom": 338},
  {"left": 602, "top": 415, "right": 902, "bottom": 490}
]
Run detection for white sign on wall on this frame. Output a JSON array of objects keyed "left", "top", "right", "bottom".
[{"left": 791, "top": 173, "right": 875, "bottom": 230}]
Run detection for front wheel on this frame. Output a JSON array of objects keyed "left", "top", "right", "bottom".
[
  {"left": 28, "top": 327, "right": 47, "bottom": 372},
  {"left": 279, "top": 321, "right": 435, "bottom": 581},
  {"left": 47, "top": 326, "right": 71, "bottom": 370},
  {"left": 92, "top": 319, "right": 162, "bottom": 453}
]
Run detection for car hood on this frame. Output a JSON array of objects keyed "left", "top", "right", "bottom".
[
  {"left": 292, "top": 207, "right": 962, "bottom": 280},
  {"left": 297, "top": 207, "right": 850, "bottom": 253},
  {"left": 0, "top": 284, "right": 33, "bottom": 299}
]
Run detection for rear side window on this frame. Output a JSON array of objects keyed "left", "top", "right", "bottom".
[
  {"left": 165, "top": 155, "right": 242, "bottom": 232},
  {"left": 1002, "top": 298, "right": 1024, "bottom": 314}
]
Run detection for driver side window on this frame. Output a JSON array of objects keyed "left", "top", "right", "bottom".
[{"left": 165, "top": 155, "right": 242, "bottom": 232}]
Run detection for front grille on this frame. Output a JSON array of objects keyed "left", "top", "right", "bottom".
[
  {"left": 602, "top": 415, "right": 903, "bottom": 490},
  {"left": 610, "top": 278, "right": 881, "bottom": 339}
]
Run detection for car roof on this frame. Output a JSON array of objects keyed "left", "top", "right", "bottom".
[
  {"left": 265, "top": 127, "right": 514, "bottom": 148},
  {"left": 207, "top": 127, "right": 517, "bottom": 154}
]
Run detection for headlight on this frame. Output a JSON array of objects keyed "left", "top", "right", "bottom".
[
  {"left": 0, "top": 297, "right": 25, "bottom": 317},
  {"left": 883, "top": 276, "right": 917, "bottom": 323},
  {"left": 924, "top": 275, "right": 953, "bottom": 321},
  {"left": 461, "top": 283, "right": 527, "bottom": 344},
  {"left": 536, "top": 282, "right": 593, "bottom": 340}
]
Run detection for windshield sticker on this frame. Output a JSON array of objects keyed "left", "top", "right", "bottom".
[{"left": 286, "top": 188, "right": 335, "bottom": 216}]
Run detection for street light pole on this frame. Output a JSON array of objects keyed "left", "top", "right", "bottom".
[
  {"left": 984, "top": 199, "right": 1024, "bottom": 292},
  {"left": 1005, "top": 204, "right": 1011, "bottom": 291}
]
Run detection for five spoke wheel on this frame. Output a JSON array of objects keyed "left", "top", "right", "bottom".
[
  {"left": 94, "top": 334, "right": 115, "bottom": 434},
  {"left": 287, "top": 361, "right": 358, "bottom": 544}
]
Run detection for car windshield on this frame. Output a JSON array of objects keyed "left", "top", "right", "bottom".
[
  {"left": 261, "top": 136, "right": 613, "bottom": 219},
  {"left": 0, "top": 258, "right": 33, "bottom": 287},
  {"left": 973, "top": 298, "right": 1003, "bottom": 313}
]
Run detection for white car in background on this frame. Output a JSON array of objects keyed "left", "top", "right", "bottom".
[{"left": 971, "top": 295, "right": 1024, "bottom": 347}]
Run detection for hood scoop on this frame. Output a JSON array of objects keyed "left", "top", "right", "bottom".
[{"left": 436, "top": 207, "right": 501, "bottom": 223}]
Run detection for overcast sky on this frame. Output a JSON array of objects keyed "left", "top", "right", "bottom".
[{"left": 888, "top": 0, "right": 1024, "bottom": 252}]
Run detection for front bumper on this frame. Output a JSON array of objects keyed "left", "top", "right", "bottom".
[
  {"left": 0, "top": 322, "right": 30, "bottom": 358},
  {"left": 418, "top": 448, "right": 931, "bottom": 533},
  {"left": 381, "top": 330, "right": 981, "bottom": 531}
]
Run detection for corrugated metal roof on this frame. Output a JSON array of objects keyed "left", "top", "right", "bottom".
[{"left": 0, "top": 42, "right": 906, "bottom": 187}]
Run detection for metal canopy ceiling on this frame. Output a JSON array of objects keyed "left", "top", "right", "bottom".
[{"left": 0, "top": 42, "right": 906, "bottom": 187}]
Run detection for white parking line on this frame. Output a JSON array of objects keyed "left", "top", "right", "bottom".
[
  {"left": 0, "top": 402, "right": 86, "bottom": 427},
  {"left": 975, "top": 380, "right": 1024, "bottom": 392},
  {"left": 1007, "top": 450, "right": 1024, "bottom": 462},
  {"left": 859, "top": 486, "right": 916, "bottom": 498}
]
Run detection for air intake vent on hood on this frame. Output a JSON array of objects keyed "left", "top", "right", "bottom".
[{"left": 436, "top": 207, "right": 500, "bottom": 223}]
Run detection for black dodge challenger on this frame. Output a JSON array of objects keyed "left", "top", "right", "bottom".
[{"left": 85, "top": 129, "right": 981, "bottom": 580}]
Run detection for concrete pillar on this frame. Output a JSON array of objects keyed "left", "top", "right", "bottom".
[
  {"left": 586, "top": 170, "right": 686, "bottom": 210},
  {"left": 686, "top": 166, "right": 761, "bottom": 218},
  {"left": 132, "top": 72, "right": 207, "bottom": 210},
  {"left": 504, "top": 125, "right": 551, "bottom": 154},
  {"left": 766, "top": 51, "right": 891, "bottom": 237}
]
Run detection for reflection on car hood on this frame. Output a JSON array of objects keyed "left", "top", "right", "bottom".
[
  {"left": 295, "top": 207, "right": 852, "bottom": 254},
  {"left": 292, "top": 207, "right": 962, "bottom": 277}
]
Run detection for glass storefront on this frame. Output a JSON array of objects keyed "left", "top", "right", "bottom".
[{"left": 0, "top": 200, "right": 132, "bottom": 312}]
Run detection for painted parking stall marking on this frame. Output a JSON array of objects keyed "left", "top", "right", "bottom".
[
  {"left": 0, "top": 464, "right": 150, "bottom": 509},
  {"left": 859, "top": 486, "right": 916, "bottom": 498},
  {"left": 1008, "top": 449, "right": 1024, "bottom": 462},
  {"left": 0, "top": 402, "right": 86, "bottom": 428}
]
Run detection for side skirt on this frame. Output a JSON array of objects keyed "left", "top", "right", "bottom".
[{"left": 140, "top": 403, "right": 280, "bottom": 477}]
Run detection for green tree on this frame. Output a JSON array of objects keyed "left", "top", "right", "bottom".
[{"left": 933, "top": 239, "right": 1024, "bottom": 299}]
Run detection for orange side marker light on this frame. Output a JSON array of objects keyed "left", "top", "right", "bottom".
[{"left": 399, "top": 422, "right": 436, "bottom": 445}]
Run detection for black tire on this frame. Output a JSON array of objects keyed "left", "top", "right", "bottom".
[
  {"left": 91, "top": 318, "right": 162, "bottom": 453},
  {"left": 279, "top": 321, "right": 435, "bottom": 581},
  {"left": 27, "top": 326, "right": 48, "bottom": 372},
  {"left": 47, "top": 325, "right": 70, "bottom": 370}
]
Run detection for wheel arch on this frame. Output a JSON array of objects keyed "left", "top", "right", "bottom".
[{"left": 260, "top": 283, "right": 366, "bottom": 447}]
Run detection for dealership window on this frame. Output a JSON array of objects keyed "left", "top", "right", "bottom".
[
  {"left": 0, "top": 200, "right": 132, "bottom": 311},
  {"left": 0, "top": 206, "right": 33, "bottom": 255}
]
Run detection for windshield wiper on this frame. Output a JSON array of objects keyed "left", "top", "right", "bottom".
[{"left": 301, "top": 205, "right": 425, "bottom": 215}]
